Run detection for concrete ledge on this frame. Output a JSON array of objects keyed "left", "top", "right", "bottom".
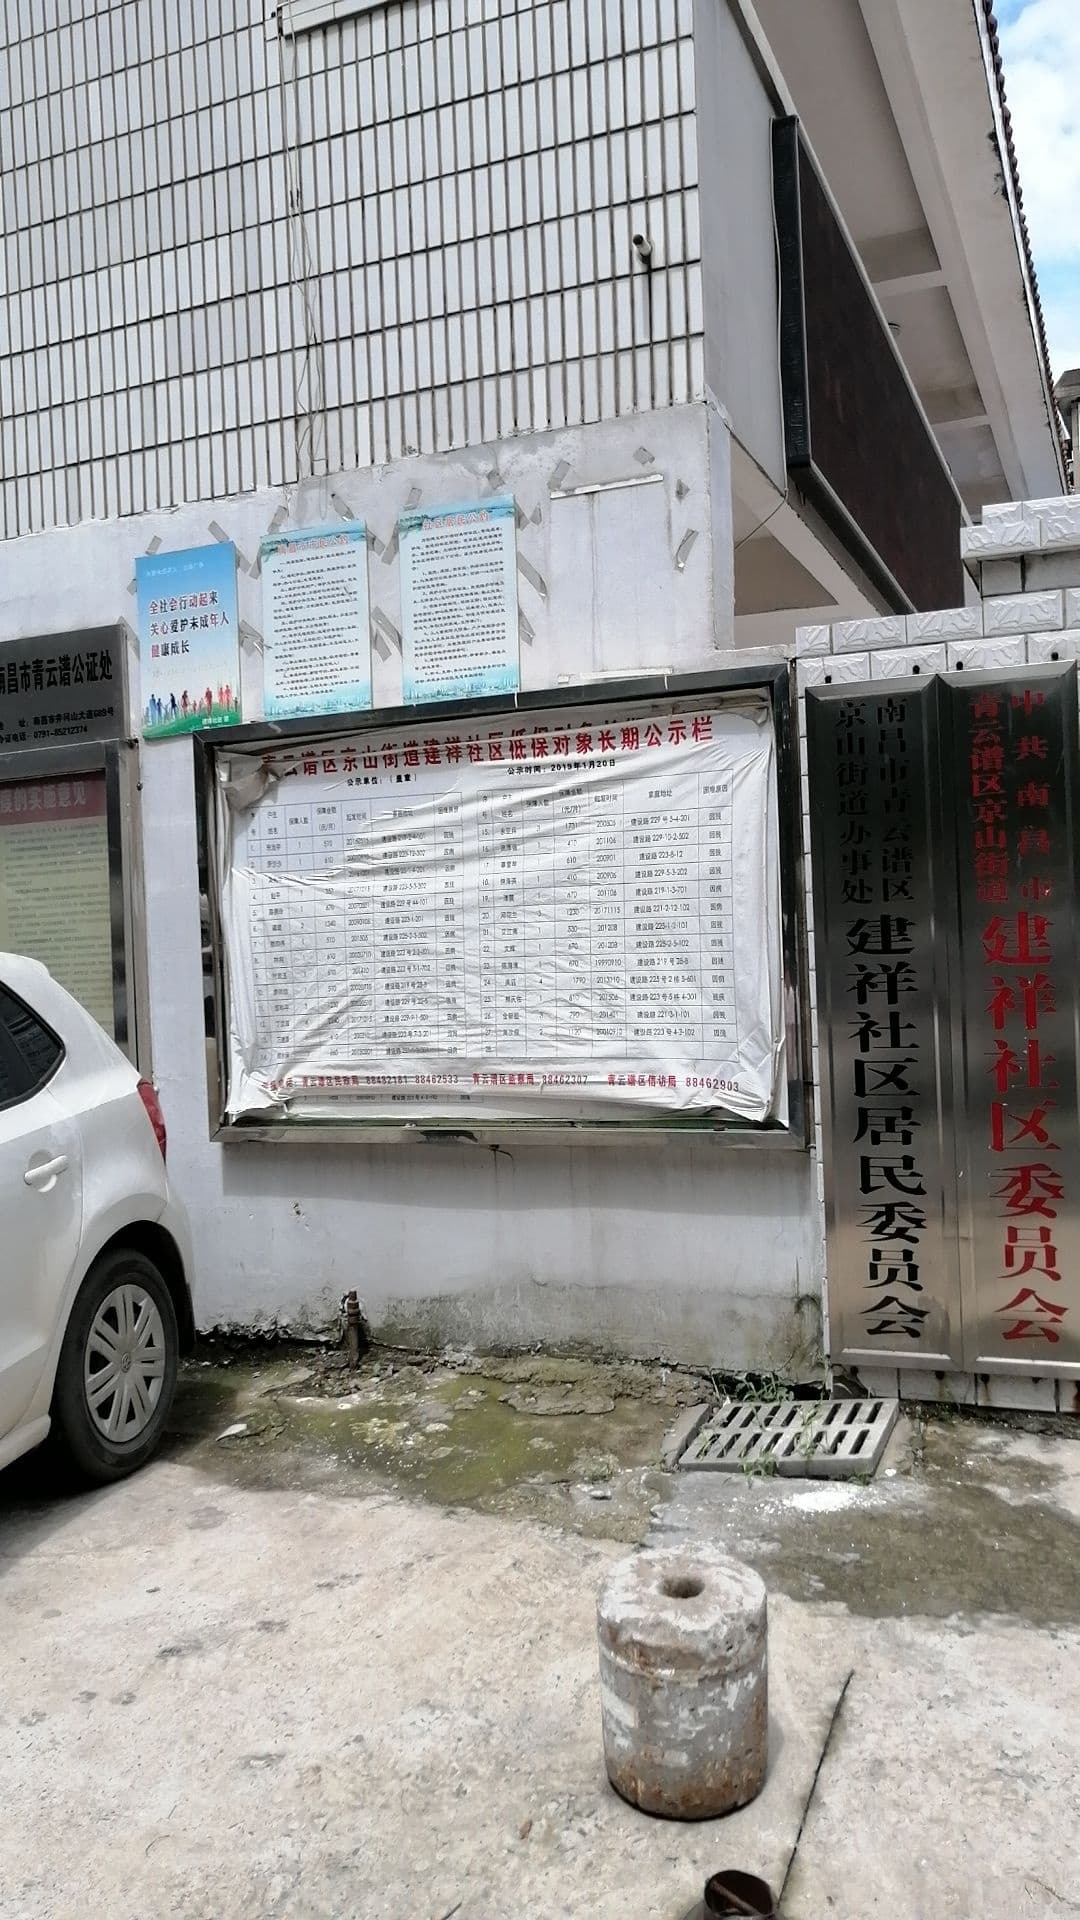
[{"left": 660, "top": 1401, "right": 713, "bottom": 1469}]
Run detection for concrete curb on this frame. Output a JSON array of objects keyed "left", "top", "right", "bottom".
[{"left": 660, "top": 1402, "right": 713, "bottom": 1470}]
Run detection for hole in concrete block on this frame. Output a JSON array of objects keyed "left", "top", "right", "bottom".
[{"left": 661, "top": 1574, "right": 704, "bottom": 1600}]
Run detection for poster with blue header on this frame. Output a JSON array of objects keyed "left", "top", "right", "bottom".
[
  {"left": 136, "top": 541, "right": 241, "bottom": 740},
  {"left": 399, "top": 495, "right": 520, "bottom": 704}
]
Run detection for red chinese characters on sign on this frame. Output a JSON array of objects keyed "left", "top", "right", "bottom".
[
  {"left": 970, "top": 688, "right": 1068, "bottom": 1345},
  {"left": 0, "top": 775, "right": 105, "bottom": 824},
  {"left": 268, "top": 712, "right": 717, "bottom": 776}
]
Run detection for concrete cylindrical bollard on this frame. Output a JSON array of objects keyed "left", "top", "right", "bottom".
[{"left": 597, "top": 1546, "right": 768, "bottom": 1820}]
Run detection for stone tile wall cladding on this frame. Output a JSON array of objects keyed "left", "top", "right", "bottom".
[
  {"left": 0, "top": 0, "right": 703, "bottom": 539},
  {"left": 795, "top": 491, "right": 1080, "bottom": 1414}
]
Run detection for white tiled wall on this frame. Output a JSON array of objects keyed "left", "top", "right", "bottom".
[
  {"left": 907, "top": 605, "right": 982, "bottom": 642},
  {"left": 961, "top": 497, "right": 1080, "bottom": 560},
  {"left": 982, "top": 589, "right": 1063, "bottom": 635},
  {"left": 793, "top": 583, "right": 1080, "bottom": 677},
  {"left": 0, "top": 0, "right": 704, "bottom": 538},
  {"left": 870, "top": 643, "right": 946, "bottom": 679}
]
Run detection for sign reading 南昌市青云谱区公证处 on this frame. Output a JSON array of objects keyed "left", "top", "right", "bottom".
[
  {"left": 0, "top": 628, "right": 125, "bottom": 750},
  {"left": 399, "top": 496, "right": 519, "bottom": 704},
  {"left": 136, "top": 542, "right": 241, "bottom": 740},
  {"left": 261, "top": 523, "right": 372, "bottom": 721}
]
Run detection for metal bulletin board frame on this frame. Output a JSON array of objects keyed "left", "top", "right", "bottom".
[
  {"left": 806, "top": 676, "right": 959, "bottom": 1369},
  {"left": 0, "top": 741, "right": 148, "bottom": 1066},
  {"left": 942, "top": 664, "right": 1080, "bottom": 1377},
  {"left": 195, "top": 668, "right": 809, "bottom": 1146},
  {"left": 0, "top": 622, "right": 149, "bottom": 1070}
]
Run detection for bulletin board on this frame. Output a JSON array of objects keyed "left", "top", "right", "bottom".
[
  {"left": 196, "top": 670, "right": 806, "bottom": 1141},
  {"left": 0, "top": 625, "right": 146, "bottom": 1064}
]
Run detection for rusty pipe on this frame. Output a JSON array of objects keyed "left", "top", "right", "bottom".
[{"left": 343, "top": 1291, "right": 362, "bottom": 1368}]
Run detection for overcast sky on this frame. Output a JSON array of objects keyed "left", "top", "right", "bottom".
[{"left": 997, "top": 0, "right": 1080, "bottom": 379}]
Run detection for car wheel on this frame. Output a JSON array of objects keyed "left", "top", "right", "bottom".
[{"left": 50, "top": 1248, "right": 179, "bottom": 1485}]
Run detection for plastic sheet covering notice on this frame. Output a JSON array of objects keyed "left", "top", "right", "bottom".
[{"left": 216, "top": 695, "right": 786, "bottom": 1126}]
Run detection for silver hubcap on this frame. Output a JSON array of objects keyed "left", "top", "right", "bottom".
[{"left": 84, "top": 1285, "right": 167, "bottom": 1443}]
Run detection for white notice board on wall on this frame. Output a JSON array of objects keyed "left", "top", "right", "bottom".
[
  {"left": 399, "top": 496, "right": 520, "bottom": 704},
  {"left": 213, "top": 693, "right": 786, "bottom": 1127},
  {"left": 260, "top": 524, "right": 372, "bottom": 720}
]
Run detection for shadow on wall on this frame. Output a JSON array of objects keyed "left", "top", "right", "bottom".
[
  {"left": 209, "top": 1139, "right": 822, "bottom": 1370},
  {"left": 372, "top": 1274, "right": 823, "bottom": 1377},
  {"left": 216, "top": 1132, "right": 817, "bottom": 1222}
]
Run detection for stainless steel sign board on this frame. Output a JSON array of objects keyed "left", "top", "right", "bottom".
[
  {"left": 807, "top": 682, "right": 959, "bottom": 1367},
  {"left": 808, "top": 665, "right": 1080, "bottom": 1379},
  {"left": 946, "top": 668, "right": 1080, "bottom": 1371}
]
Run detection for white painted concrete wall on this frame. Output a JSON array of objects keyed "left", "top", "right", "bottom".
[{"left": 1, "top": 402, "right": 823, "bottom": 1366}]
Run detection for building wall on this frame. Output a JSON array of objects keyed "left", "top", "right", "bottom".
[
  {"left": 0, "top": 0, "right": 830, "bottom": 1368},
  {"left": 693, "top": 0, "right": 786, "bottom": 494},
  {"left": 0, "top": 403, "right": 822, "bottom": 1367},
  {"left": 0, "top": 0, "right": 706, "bottom": 540}
]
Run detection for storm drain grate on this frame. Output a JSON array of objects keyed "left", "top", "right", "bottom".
[{"left": 678, "top": 1397, "right": 899, "bottom": 1479}]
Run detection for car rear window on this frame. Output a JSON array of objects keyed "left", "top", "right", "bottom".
[{"left": 0, "top": 982, "right": 64, "bottom": 1108}]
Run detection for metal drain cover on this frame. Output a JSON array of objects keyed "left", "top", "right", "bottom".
[{"left": 678, "top": 1397, "right": 899, "bottom": 1479}]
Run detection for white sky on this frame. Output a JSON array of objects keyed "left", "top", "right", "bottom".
[{"left": 997, "top": 0, "right": 1080, "bottom": 377}]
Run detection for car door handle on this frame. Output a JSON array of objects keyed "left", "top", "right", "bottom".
[{"left": 24, "top": 1155, "right": 69, "bottom": 1188}]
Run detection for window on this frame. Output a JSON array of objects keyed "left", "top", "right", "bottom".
[
  {"left": 0, "top": 983, "right": 64, "bottom": 1109},
  {"left": 275, "top": 0, "right": 383, "bottom": 34}
]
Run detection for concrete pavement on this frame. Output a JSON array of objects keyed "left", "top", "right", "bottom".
[{"left": 1, "top": 1350, "right": 1078, "bottom": 1919}]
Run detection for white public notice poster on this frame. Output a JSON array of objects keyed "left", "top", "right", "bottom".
[
  {"left": 216, "top": 696, "right": 786, "bottom": 1126},
  {"left": 399, "top": 496, "right": 520, "bottom": 703},
  {"left": 260, "top": 524, "right": 372, "bottom": 720}
]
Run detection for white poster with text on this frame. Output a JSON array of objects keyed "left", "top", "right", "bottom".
[
  {"left": 400, "top": 496, "right": 519, "bottom": 703},
  {"left": 261, "top": 524, "right": 372, "bottom": 720},
  {"left": 216, "top": 696, "right": 786, "bottom": 1127}
]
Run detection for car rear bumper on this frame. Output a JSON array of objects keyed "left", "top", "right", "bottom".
[{"left": 160, "top": 1186, "right": 197, "bottom": 1346}]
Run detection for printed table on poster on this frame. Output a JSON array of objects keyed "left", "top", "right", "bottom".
[{"left": 216, "top": 696, "right": 786, "bottom": 1126}]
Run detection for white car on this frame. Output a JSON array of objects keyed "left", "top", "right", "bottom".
[{"left": 0, "top": 953, "right": 194, "bottom": 1484}]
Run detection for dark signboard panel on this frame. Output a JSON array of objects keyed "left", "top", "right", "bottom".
[
  {"left": 808, "top": 681, "right": 958, "bottom": 1366},
  {"left": 809, "top": 666, "right": 1080, "bottom": 1379},
  {"left": 946, "top": 667, "right": 1080, "bottom": 1369},
  {"left": 0, "top": 626, "right": 127, "bottom": 749},
  {"left": 773, "top": 117, "right": 964, "bottom": 615}
]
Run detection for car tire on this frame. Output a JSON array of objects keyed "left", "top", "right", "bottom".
[{"left": 49, "top": 1248, "right": 180, "bottom": 1485}]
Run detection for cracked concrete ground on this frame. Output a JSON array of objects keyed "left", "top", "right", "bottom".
[{"left": 2, "top": 1347, "right": 1079, "bottom": 1919}]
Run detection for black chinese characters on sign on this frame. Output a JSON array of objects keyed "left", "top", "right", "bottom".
[{"left": 808, "top": 680, "right": 956, "bottom": 1365}]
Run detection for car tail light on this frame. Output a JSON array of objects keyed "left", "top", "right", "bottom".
[{"left": 137, "top": 1078, "right": 167, "bottom": 1160}]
